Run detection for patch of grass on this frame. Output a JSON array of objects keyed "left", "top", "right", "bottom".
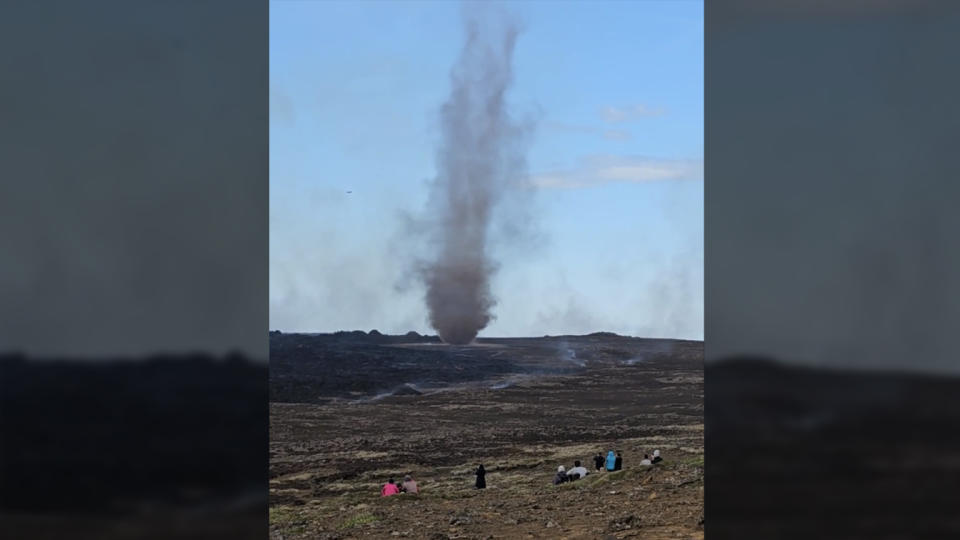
[
  {"left": 383, "top": 493, "right": 424, "bottom": 503},
  {"left": 270, "top": 506, "right": 300, "bottom": 524},
  {"left": 429, "top": 489, "right": 477, "bottom": 501},
  {"left": 270, "top": 506, "right": 308, "bottom": 534},
  {"left": 557, "top": 480, "right": 586, "bottom": 490},
  {"left": 680, "top": 455, "right": 705, "bottom": 467},
  {"left": 338, "top": 512, "right": 378, "bottom": 530},
  {"left": 585, "top": 470, "right": 627, "bottom": 485}
]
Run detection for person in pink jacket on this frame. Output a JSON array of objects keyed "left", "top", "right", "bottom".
[{"left": 381, "top": 477, "right": 400, "bottom": 497}]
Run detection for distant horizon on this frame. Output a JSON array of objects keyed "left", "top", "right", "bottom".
[{"left": 269, "top": 327, "right": 702, "bottom": 342}]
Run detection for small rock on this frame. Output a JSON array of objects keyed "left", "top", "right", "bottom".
[
  {"left": 607, "top": 514, "right": 641, "bottom": 532},
  {"left": 546, "top": 520, "right": 557, "bottom": 528},
  {"left": 449, "top": 514, "right": 472, "bottom": 526},
  {"left": 391, "top": 532, "right": 401, "bottom": 537}
]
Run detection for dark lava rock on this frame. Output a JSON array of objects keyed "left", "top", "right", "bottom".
[
  {"left": 608, "top": 514, "right": 641, "bottom": 531},
  {"left": 269, "top": 332, "right": 523, "bottom": 402}
]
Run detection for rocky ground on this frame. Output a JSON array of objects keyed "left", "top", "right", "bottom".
[{"left": 270, "top": 332, "right": 704, "bottom": 539}]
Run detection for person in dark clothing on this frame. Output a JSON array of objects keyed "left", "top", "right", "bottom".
[
  {"left": 475, "top": 464, "right": 486, "bottom": 489},
  {"left": 594, "top": 453, "right": 604, "bottom": 471},
  {"left": 614, "top": 452, "right": 623, "bottom": 471},
  {"left": 553, "top": 466, "right": 568, "bottom": 485}
]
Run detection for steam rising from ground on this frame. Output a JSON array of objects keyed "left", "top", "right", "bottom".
[{"left": 418, "top": 8, "right": 532, "bottom": 345}]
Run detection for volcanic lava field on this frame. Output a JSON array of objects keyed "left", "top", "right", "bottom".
[{"left": 270, "top": 331, "right": 704, "bottom": 539}]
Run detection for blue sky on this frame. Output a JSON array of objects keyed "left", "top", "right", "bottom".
[{"left": 270, "top": 0, "right": 703, "bottom": 340}]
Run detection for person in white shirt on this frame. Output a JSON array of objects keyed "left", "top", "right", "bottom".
[
  {"left": 567, "top": 460, "right": 589, "bottom": 480},
  {"left": 640, "top": 453, "right": 652, "bottom": 466}
]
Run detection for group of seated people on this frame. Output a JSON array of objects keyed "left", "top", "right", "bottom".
[
  {"left": 382, "top": 450, "right": 668, "bottom": 495},
  {"left": 380, "top": 475, "right": 419, "bottom": 497},
  {"left": 554, "top": 460, "right": 591, "bottom": 484},
  {"left": 554, "top": 449, "right": 664, "bottom": 484},
  {"left": 640, "top": 449, "right": 662, "bottom": 466}
]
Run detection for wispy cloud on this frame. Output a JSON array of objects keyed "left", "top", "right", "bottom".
[
  {"left": 530, "top": 155, "right": 702, "bottom": 189},
  {"left": 601, "top": 104, "right": 665, "bottom": 123},
  {"left": 602, "top": 129, "right": 632, "bottom": 141},
  {"left": 546, "top": 122, "right": 633, "bottom": 142}
]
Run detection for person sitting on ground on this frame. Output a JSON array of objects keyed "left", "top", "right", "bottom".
[
  {"left": 567, "top": 460, "right": 589, "bottom": 480},
  {"left": 640, "top": 454, "right": 652, "bottom": 466},
  {"left": 652, "top": 450, "right": 662, "bottom": 464},
  {"left": 475, "top": 464, "right": 486, "bottom": 489},
  {"left": 614, "top": 452, "right": 623, "bottom": 471},
  {"left": 605, "top": 450, "right": 616, "bottom": 471},
  {"left": 553, "top": 465, "right": 568, "bottom": 485},
  {"left": 594, "top": 452, "right": 604, "bottom": 471},
  {"left": 402, "top": 474, "right": 419, "bottom": 494},
  {"left": 381, "top": 477, "right": 400, "bottom": 497}
]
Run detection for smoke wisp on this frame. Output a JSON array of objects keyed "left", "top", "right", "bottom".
[{"left": 418, "top": 8, "right": 533, "bottom": 345}]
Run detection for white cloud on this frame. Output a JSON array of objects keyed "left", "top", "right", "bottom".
[
  {"left": 529, "top": 155, "right": 703, "bottom": 189},
  {"left": 602, "top": 129, "right": 632, "bottom": 141},
  {"left": 601, "top": 104, "right": 665, "bottom": 123},
  {"left": 546, "top": 122, "right": 633, "bottom": 141}
]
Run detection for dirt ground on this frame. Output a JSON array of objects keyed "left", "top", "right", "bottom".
[{"left": 270, "top": 333, "right": 703, "bottom": 539}]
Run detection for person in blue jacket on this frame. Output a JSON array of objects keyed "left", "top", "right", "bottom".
[{"left": 605, "top": 450, "right": 616, "bottom": 471}]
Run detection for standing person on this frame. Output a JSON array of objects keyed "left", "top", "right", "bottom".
[
  {"left": 594, "top": 453, "right": 604, "bottom": 472},
  {"left": 381, "top": 478, "right": 400, "bottom": 497},
  {"left": 614, "top": 452, "right": 623, "bottom": 471},
  {"left": 475, "top": 464, "right": 486, "bottom": 489},
  {"left": 402, "top": 475, "right": 419, "bottom": 494},
  {"left": 605, "top": 451, "right": 616, "bottom": 471}
]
